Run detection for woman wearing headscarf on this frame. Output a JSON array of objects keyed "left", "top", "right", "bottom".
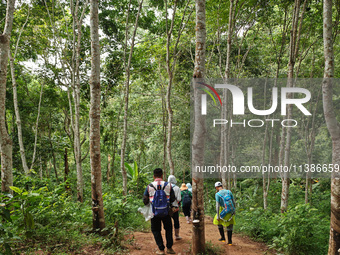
[
  {"left": 186, "top": 183, "right": 192, "bottom": 193},
  {"left": 180, "top": 183, "right": 192, "bottom": 223}
]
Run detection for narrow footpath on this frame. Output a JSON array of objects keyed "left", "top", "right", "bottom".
[{"left": 127, "top": 216, "right": 275, "bottom": 255}]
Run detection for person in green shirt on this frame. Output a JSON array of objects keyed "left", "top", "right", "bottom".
[
  {"left": 180, "top": 183, "right": 192, "bottom": 223},
  {"left": 213, "top": 181, "right": 236, "bottom": 245}
]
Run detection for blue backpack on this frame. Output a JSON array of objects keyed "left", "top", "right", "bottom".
[
  {"left": 217, "top": 190, "right": 235, "bottom": 220},
  {"left": 149, "top": 182, "right": 170, "bottom": 217}
]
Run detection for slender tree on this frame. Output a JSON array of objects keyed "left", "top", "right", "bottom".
[
  {"left": 10, "top": 8, "right": 30, "bottom": 175},
  {"left": 192, "top": 0, "right": 206, "bottom": 253},
  {"left": 0, "top": 0, "right": 16, "bottom": 193},
  {"left": 90, "top": 0, "right": 105, "bottom": 231},
  {"left": 70, "top": 0, "right": 89, "bottom": 202},
  {"left": 120, "top": 0, "right": 144, "bottom": 196},
  {"left": 322, "top": 0, "right": 340, "bottom": 253},
  {"left": 280, "top": 0, "right": 307, "bottom": 213},
  {"left": 165, "top": 0, "right": 176, "bottom": 176},
  {"left": 221, "top": 0, "right": 237, "bottom": 189},
  {"left": 164, "top": 0, "right": 192, "bottom": 176}
]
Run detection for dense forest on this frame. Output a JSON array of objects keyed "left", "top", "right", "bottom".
[{"left": 0, "top": 0, "right": 340, "bottom": 254}]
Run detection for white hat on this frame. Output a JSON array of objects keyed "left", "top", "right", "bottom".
[{"left": 215, "top": 181, "right": 222, "bottom": 188}]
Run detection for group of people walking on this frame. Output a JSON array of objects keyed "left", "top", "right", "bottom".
[{"left": 143, "top": 168, "right": 235, "bottom": 254}]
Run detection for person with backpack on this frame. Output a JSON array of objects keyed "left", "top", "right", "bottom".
[
  {"left": 167, "top": 175, "right": 182, "bottom": 241},
  {"left": 143, "top": 168, "right": 176, "bottom": 255},
  {"left": 180, "top": 183, "right": 192, "bottom": 224},
  {"left": 213, "top": 181, "right": 236, "bottom": 245}
]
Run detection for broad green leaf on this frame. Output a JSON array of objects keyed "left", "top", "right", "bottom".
[
  {"left": 124, "top": 162, "right": 133, "bottom": 177},
  {"left": 9, "top": 186, "right": 23, "bottom": 194}
]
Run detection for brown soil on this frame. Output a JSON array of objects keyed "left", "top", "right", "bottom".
[{"left": 126, "top": 216, "right": 275, "bottom": 255}]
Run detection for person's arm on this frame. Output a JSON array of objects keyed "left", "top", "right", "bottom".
[{"left": 143, "top": 186, "right": 150, "bottom": 205}]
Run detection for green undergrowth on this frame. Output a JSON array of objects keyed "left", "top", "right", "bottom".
[{"left": 0, "top": 173, "right": 149, "bottom": 255}]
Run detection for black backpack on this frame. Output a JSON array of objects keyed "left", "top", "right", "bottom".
[{"left": 182, "top": 190, "right": 192, "bottom": 207}]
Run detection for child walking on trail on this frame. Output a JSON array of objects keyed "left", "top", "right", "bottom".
[
  {"left": 168, "top": 175, "right": 182, "bottom": 240},
  {"left": 180, "top": 183, "right": 192, "bottom": 223},
  {"left": 213, "top": 181, "right": 236, "bottom": 245},
  {"left": 143, "top": 168, "right": 176, "bottom": 255}
]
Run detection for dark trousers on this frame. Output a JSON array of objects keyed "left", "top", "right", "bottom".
[
  {"left": 151, "top": 215, "right": 173, "bottom": 250},
  {"left": 182, "top": 205, "right": 191, "bottom": 217},
  {"left": 171, "top": 211, "right": 180, "bottom": 229}
]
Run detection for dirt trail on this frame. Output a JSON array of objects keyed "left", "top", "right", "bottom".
[{"left": 127, "top": 216, "right": 274, "bottom": 255}]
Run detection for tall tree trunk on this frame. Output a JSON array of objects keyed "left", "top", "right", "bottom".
[
  {"left": 90, "top": 0, "right": 105, "bottom": 231},
  {"left": 305, "top": 49, "right": 316, "bottom": 204},
  {"left": 221, "top": 0, "right": 237, "bottom": 187},
  {"left": 192, "top": 0, "right": 206, "bottom": 254},
  {"left": 165, "top": 0, "right": 191, "bottom": 175},
  {"left": 10, "top": 57, "right": 29, "bottom": 175},
  {"left": 162, "top": 87, "right": 167, "bottom": 175},
  {"left": 10, "top": 10, "right": 30, "bottom": 175},
  {"left": 120, "top": 0, "right": 143, "bottom": 196},
  {"left": 262, "top": 121, "right": 269, "bottom": 210},
  {"left": 0, "top": 0, "right": 15, "bottom": 193},
  {"left": 71, "top": 0, "right": 88, "bottom": 203},
  {"left": 165, "top": 0, "right": 177, "bottom": 176},
  {"left": 281, "top": 0, "right": 305, "bottom": 213},
  {"left": 322, "top": 0, "right": 340, "bottom": 253}
]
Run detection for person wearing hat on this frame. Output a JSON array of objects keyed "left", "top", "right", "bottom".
[
  {"left": 213, "top": 181, "right": 236, "bottom": 245},
  {"left": 168, "top": 175, "right": 182, "bottom": 240},
  {"left": 180, "top": 183, "right": 192, "bottom": 223}
]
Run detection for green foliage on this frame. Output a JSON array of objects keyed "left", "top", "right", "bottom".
[
  {"left": 270, "top": 204, "right": 329, "bottom": 255},
  {"left": 230, "top": 179, "right": 330, "bottom": 255},
  {"left": 0, "top": 193, "right": 18, "bottom": 255},
  {"left": 9, "top": 185, "right": 43, "bottom": 238},
  {"left": 103, "top": 193, "right": 149, "bottom": 232}
]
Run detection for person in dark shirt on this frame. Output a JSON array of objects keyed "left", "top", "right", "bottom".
[{"left": 143, "top": 168, "right": 176, "bottom": 254}]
